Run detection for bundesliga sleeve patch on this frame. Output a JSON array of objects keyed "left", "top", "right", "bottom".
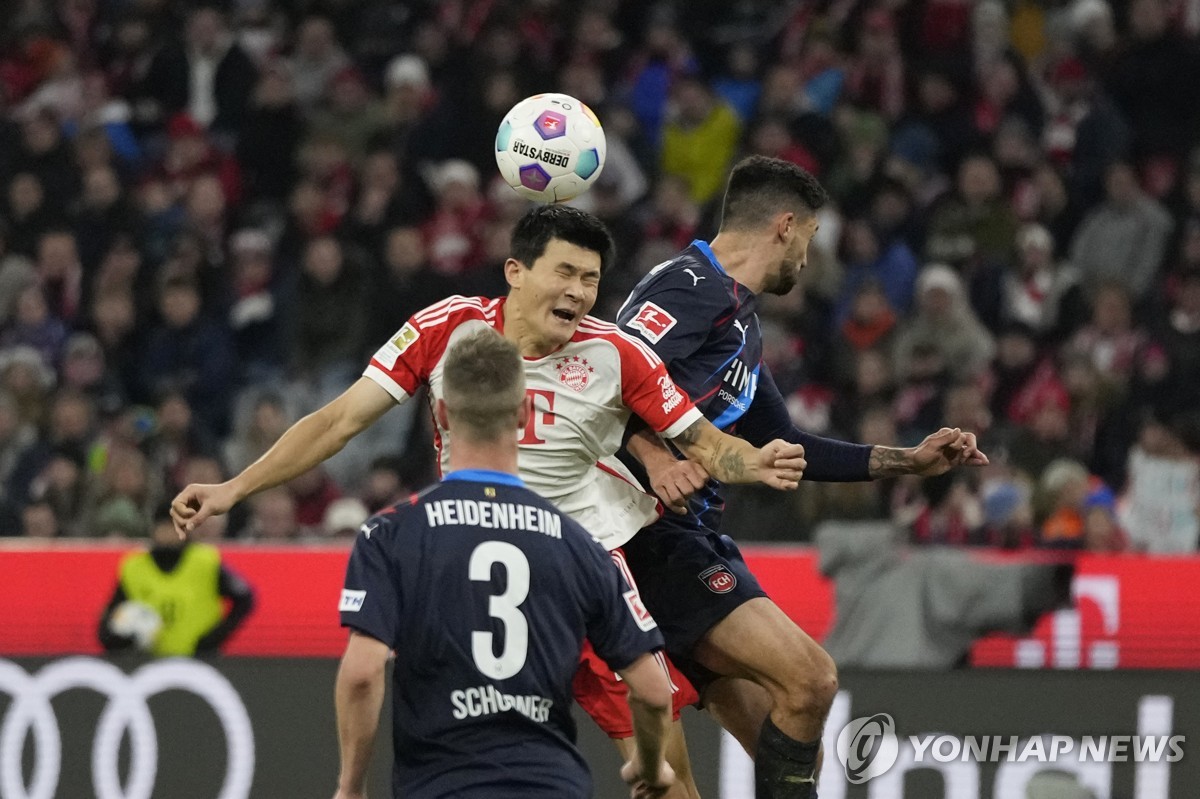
[
  {"left": 372, "top": 323, "right": 420, "bottom": 370},
  {"left": 623, "top": 588, "right": 659, "bottom": 632},
  {"left": 626, "top": 301, "right": 677, "bottom": 344}
]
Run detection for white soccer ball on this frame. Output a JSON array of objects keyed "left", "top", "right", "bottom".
[
  {"left": 495, "top": 93, "right": 606, "bottom": 203},
  {"left": 110, "top": 600, "right": 163, "bottom": 651}
]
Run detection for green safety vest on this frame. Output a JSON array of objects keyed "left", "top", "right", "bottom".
[{"left": 118, "top": 544, "right": 224, "bottom": 657}]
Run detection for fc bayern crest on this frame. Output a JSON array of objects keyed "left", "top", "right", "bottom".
[{"left": 555, "top": 355, "right": 594, "bottom": 392}]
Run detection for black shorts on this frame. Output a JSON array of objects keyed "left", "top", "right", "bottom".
[{"left": 618, "top": 521, "right": 766, "bottom": 693}]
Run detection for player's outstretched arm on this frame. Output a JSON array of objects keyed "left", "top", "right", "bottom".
[
  {"left": 668, "top": 418, "right": 806, "bottom": 489},
  {"left": 868, "top": 427, "right": 990, "bottom": 478},
  {"left": 333, "top": 631, "right": 390, "bottom": 799},
  {"left": 618, "top": 652, "right": 676, "bottom": 799},
  {"left": 171, "top": 378, "right": 395, "bottom": 537}
]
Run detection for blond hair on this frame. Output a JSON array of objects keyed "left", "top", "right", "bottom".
[{"left": 442, "top": 331, "right": 525, "bottom": 442}]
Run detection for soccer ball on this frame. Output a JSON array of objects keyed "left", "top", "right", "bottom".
[
  {"left": 110, "top": 600, "right": 163, "bottom": 651},
  {"left": 495, "top": 93, "right": 606, "bottom": 203}
]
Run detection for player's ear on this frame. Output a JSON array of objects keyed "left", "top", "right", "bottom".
[
  {"left": 517, "top": 393, "right": 532, "bottom": 431},
  {"left": 775, "top": 211, "right": 795, "bottom": 242},
  {"left": 503, "top": 258, "right": 524, "bottom": 290},
  {"left": 434, "top": 398, "right": 450, "bottom": 431}
]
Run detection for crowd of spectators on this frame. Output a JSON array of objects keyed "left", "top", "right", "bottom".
[{"left": 0, "top": 0, "right": 1197, "bottom": 552}]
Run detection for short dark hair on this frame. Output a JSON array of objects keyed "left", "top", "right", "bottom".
[
  {"left": 510, "top": 205, "right": 616, "bottom": 274},
  {"left": 442, "top": 331, "right": 525, "bottom": 442},
  {"left": 719, "top": 156, "right": 828, "bottom": 232}
]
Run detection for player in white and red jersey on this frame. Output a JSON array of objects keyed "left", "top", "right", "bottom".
[
  {"left": 171, "top": 205, "right": 807, "bottom": 799},
  {"left": 364, "top": 294, "right": 690, "bottom": 551}
]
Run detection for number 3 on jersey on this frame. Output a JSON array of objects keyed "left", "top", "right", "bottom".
[{"left": 469, "top": 541, "right": 530, "bottom": 679}]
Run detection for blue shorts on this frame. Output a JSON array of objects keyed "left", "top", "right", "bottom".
[{"left": 618, "top": 522, "right": 767, "bottom": 693}]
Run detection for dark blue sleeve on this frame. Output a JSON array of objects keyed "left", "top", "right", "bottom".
[
  {"left": 573, "top": 529, "right": 664, "bottom": 671},
  {"left": 738, "top": 364, "right": 873, "bottom": 482},
  {"left": 339, "top": 518, "right": 400, "bottom": 645},
  {"left": 617, "top": 271, "right": 721, "bottom": 365}
]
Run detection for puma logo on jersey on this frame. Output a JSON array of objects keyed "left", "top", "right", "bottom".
[
  {"left": 361, "top": 523, "right": 378, "bottom": 539},
  {"left": 683, "top": 268, "right": 705, "bottom": 286},
  {"left": 732, "top": 319, "right": 748, "bottom": 341}
]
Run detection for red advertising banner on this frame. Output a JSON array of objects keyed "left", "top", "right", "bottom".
[{"left": 3, "top": 543, "right": 1198, "bottom": 667}]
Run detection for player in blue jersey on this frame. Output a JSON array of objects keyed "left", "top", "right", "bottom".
[
  {"left": 332, "top": 331, "right": 675, "bottom": 799},
  {"left": 616, "top": 156, "right": 989, "bottom": 798}
]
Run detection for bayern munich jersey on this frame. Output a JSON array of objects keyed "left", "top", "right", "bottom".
[
  {"left": 364, "top": 296, "right": 703, "bottom": 549},
  {"left": 340, "top": 470, "right": 664, "bottom": 798}
]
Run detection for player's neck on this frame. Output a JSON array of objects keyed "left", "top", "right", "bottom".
[
  {"left": 446, "top": 439, "right": 520, "bottom": 477},
  {"left": 708, "top": 233, "right": 770, "bottom": 294},
  {"left": 500, "top": 300, "right": 561, "bottom": 358}
]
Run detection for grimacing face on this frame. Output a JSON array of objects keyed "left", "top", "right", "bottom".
[
  {"left": 766, "top": 213, "right": 819, "bottom": 296},
  {"left": 506, "top": 238, "right": 602, "bottom": 350}
]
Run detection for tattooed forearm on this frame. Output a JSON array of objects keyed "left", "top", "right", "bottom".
[
  {"left": 713, "top": 446, "right": 747, "bottom": 482},
  {"left": 671, "top": 419, "right": 752, "bottom": 482},
  {"left": 869, "top": 446, "right": 912, "bottom": 478}
]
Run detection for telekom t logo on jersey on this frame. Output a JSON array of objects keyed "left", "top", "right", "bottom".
[{"left": 519, "top": 389, "right": 556, "bottom": 445}]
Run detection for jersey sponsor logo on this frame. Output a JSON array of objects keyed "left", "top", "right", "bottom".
[
  {"left": 373, "top": 322, "right": 420, "bottom": 370},
  {"left": 339, "top": 589, "right": 366, "bottom": 612},
  {"left": 554, "top": 355, "right": 594, "bottom": 392},
  {"left": 724, "top": 358, "right": 755, "bottom": 395},
  {"left": 518, "top": 388, "right": 556, "bottom": 445},
  {"left": 699, "top": 564, "right": 737, "bottom": 594},
  {"left": 718, "top": 389, "right": 749, "bottom": 412},
  {"left": 623, "top": 588, "right": 659, "bottom": 632},
  {"left": 627, "top": 302, "right": 677, "bottom": 344},
  {"left": 658, "top": 375, "right": 683, "bottom": 415},
  {"left": 683, "top": 268, "right": 706, "bottom": 286}
]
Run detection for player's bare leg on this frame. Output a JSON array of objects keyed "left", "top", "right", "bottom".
[
  {"left": 615, "top": 719, "right": 701, "bottom": 799},
  {"left": 704, "top": 676, "right": 826, "bottom": 775},
  {"left": 703, "top": 676, "right": 772, "bottom": 757},
  {"left": 692, "top": 597, "right": 837, "bottom": 798}
]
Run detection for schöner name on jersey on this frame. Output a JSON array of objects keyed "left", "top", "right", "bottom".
[
  {"left": 450, "top": 684, "right": 554, "bottom": 722},
  {"left": 424, "top": 498, "right": 562, "bottom": 539}
]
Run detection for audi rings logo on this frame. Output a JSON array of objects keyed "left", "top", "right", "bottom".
[
  {"left": 0, "top": 657, "right": 254, "bottom": 799},
  {"left": 836, "top": 712, "right": 899, "bottom": 784}
]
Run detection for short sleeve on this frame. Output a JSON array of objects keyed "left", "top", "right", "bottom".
[
  {"left": 574, "top": 532, "right": 664, "bottom": 671},
  {"left": 614, "top": 333, "right": 703, "bottom": 439},
  {"left": 339, "top": 521, "right": 401, "bottom": 645},
  {"left": 362, "top": 297, "right": 468, "bottom": 402}
]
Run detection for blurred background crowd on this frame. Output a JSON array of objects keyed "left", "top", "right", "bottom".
[{"left": 0, "top": 0, "right": 1197, "bottom": 551}]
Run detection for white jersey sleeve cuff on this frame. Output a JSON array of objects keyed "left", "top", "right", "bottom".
[
  {"left": 660, "top": 407, "right": 703, "bottom": 440},
  {"left": 363, "top": 364, "right": 413, "bottom": 404}
]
